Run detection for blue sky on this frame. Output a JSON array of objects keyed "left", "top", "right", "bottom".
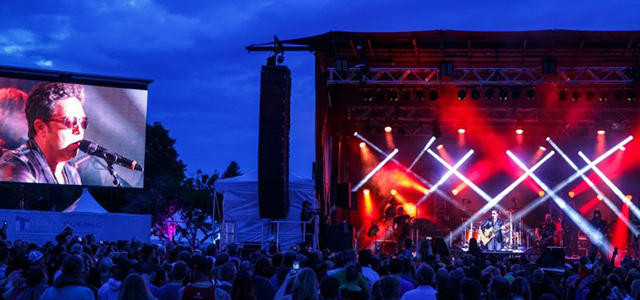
[{"left": 1, "top": 0, "right": 639, "bottom": 179}]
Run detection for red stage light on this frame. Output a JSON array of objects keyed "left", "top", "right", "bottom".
[
  {"left": 515, "top": 129, "right": 524, "bottom": 135},
  {"left": 390, "top": 189, "right": 397, "bottom": 196},
  {"left": 452, "top": 189, "right": 459, "bottom": 195},
  {"left": 437, "top": 144, "right": 444, "bottom": 150},
  {"left": 359, "top": 142, "right": 366, "bottom": 148},
  {"left": 597, "top": 194, "right": 603, "bottom": 201},
  {"left": 363, "top": 189, "right": 370, "bottom": 195},
  {"left": 597, "top": 130, "right": 605, "bottom": 135},
  {"left": 568, "top": 191, "right": 575, "bottom": 198},
  {"left": 538, "top": 191, "right": 545, "bottom": 197},
  {"left": 458, "top": 128, "right": 466, "bottom": 134},
  {"left": 384, "top": 126, "right": 392, "bottom": 133}
]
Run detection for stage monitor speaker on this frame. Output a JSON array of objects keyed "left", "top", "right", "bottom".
[
  {"left": 323, "top": 224, "right": 354, "bottom": 252},
  {"left": 536, "top": 247, "right": 565, "bottom": 268},
  {"left": 258, "top": 65, "right": 291, "bottom": 219},
  {"left": 336, "top": 183, "right": 355, "bottom": 209}
]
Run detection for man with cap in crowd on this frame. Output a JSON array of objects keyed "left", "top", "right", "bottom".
[
  {"left": 399, "top": 264, "right": 436, "bottom": 300},
  {"left": 40, "top": 255, "right": 94, "bottom": 300}
]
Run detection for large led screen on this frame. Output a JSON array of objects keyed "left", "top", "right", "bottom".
[{"left": 0, "top": 77, "right": 147, "bottom": 188}]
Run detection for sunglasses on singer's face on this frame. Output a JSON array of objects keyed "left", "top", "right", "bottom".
[{"left": 44, "top": 116, "right": 88, "bottom": 130}]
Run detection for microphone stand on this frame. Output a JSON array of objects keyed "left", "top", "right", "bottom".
[{"left": 106, "top": 162, "right": 122, "bottom": 187}]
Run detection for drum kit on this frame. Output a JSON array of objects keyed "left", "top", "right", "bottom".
[{"left": 461, "top": 210, "right": 526, "bottom": 251}]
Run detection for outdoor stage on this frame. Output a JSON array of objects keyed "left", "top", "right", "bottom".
[{"left": 248, "top": 30, "right": 640, "bottom": 261}]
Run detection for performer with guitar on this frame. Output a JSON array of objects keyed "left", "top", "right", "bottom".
[
  {"left": 393, "top": 206, "right": 412, "bottom": 252},
  {"left": 589, "top": 210, "right": 610, "bottom": 257},
  {"left": 536, "top": 214, "right": 558, "bottom": 250},
  {"left": 481, "top": 210, "right": 504, "bottom": 251}
]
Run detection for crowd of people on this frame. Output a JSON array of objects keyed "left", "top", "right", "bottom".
[{"left": 1, "top": 225, "right": 640, "bottom": 300}]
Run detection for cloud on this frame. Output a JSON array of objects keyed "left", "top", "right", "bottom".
[{"left": 35, "top": 59, "right": 53, "bottom": 67}]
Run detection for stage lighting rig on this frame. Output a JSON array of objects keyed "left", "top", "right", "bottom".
[
  {"left": 471, "top": 89, "right": 480, "bottom": 100},
  {"left": 485, "top": 88, "right": 494, "bottom": 99},
  {"left": 526, "top": 89, "right": 535, "bottom": 100},
  {"left": 572, "top": 90, "right": 581, "bottom": 101},
  {"left": 499, "top": 89, "right": 508, "bottom": 100},
  {"left": 416, "top": 90, "right": 426, "bottom": 101},
  {"left": 429, "top": 90, "right": 438, "bottom": 101},
  {"left": 457, "top": 89, "right": 467, "bottom": 100},
  {"left": 512, "top": 89, "right": 521, "bottom": 100}
]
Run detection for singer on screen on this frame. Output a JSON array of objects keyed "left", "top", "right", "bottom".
[{"left": 0, "top": 82, "right": 85, "bottom": 184}]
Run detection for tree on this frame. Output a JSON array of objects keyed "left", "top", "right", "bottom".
[
  {"left": 179, "top": 170, "right": 219, "bottom": 247},
  {"left": 222, "top": 161, "right": 242, "bottom": 179}
]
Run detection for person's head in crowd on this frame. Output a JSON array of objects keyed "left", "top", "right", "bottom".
[
  {"left": 437, "top": 276, "right": 462, "bottom": 300},
  {"left": 292, "top": 268, "right": 318, "bottom": 300},
  {"left": 219, "top": 262, "right": 237, "bottom": 283},
  {"left": 537, "top": 294, "right": 558, "bottom": 300},
  {"left": 467, "top": 265, "right": 482, "bottom": 280},
  {"left": 227, "top": 243, "right": 239, "bottom": 257},
  {"left": 189, "top": 254, "right": 212, "bottom": 283},
  {"left": 319, "top": 275, "right": 339, "bottom": 300},
  {"left": 630, "top": 279, "right": 640, "bottom": 299},
  {"left": 487, "top": 277, "right": 510, "bottom": 300},
  {"left": 389, "top": 258, "right": 402, "bottom": 275},
  {"left": 403, "top": 238, "right": 412, "bottom": 251},
  {"left": 401, "top": 257, "right": 413, "bottom": 274},
  {"left": 28, "top": 250, "right": 43, "bottom": 265},
  {"left": 450, "top": 267, "right": 465, "bottom": 283},
  {"left": 60, "top": 255, "right": 85, "bottom": 281},
  {"left": 141, "top": 262, "right": 156, "bottom": 281},
  {"left": 416, "top": 264, "right": 434, "bottom": 286},
  {"left": 343, "top": 250, "right": 357, "bottom": 265},
  {"left": 460, "top": 278, "right": 482, "bottom": 300},
  {"left": 215, "top": 253, "right": 230, "bottom": 267},
  {"left": 272, "top": 253, "right": 283, "bottom": 268},
  {"left": 178, "top": 250, "right": 192, "bottom": 264},
  {"left": 99, "top": 257, "right": 114, "bottom": 276},
  {"left": 345, "top": 264, "right": 360, "bottom": 284},
  {"left": 239, "top": 260, "right": 253, "bottom": 276},
  {"left": 607, "top": 273, "right": 623, "bottom": 289},
  {"left": 170, "top": 261, "right": 188, "bottom": 283},
  {"left": 118, "top": 273, "right": 155, "bottom": 300},
  {"left": 511, "top": 277, "right": 531, "bottom": 300},
  {"left": 379, "top": 276, "right": 400, "bottom": 300},
  {"left": 25, "top": 265, "right": 47, "bottom": 287},
  {"left": 254, "top": 257, "right": 271, "bottom": 278},
  {"left": 231, "top": 271, "right": 257, "bottom": 300},
  {"left": 358, "top": 250, "right": 373, "bottom": 267},
  {"left": 206, "top": 244, "right": 217, "bottom": 257},
  {"left": 533, "top": 268, "right": 545, "bottom": 282},
  {"left": 283, "top": 251, "right": 297, "bottom": 268},
  {"left": 510, "top": 264, "right": 522, "bottom": 276},
  {"left": 483, "top": 266, "right": 501, "bottom": 279},
  {"left": 112, "top": 259, "right": 132, "bottom": 282}
]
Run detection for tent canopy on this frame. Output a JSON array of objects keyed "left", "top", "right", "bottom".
[
  {"left": 216, "top": 170, "right": 316, "bottom": 249},
  {"left": 63, "top": 189, "right": 108, "bottom": 213}
]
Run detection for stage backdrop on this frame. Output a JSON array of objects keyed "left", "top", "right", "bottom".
[{"left": 0, "top": 77, "right": 147, "bottom": 188}]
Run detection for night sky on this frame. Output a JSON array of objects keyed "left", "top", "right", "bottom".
[{"left": 1, "top": 1, "right": 639, "bottom": 179}]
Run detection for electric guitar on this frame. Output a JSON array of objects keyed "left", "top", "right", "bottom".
[
  {"left": 535, "top": 229, "right": 564, "bottom": 249},
  {"left": 478, "top": 224, "right": 507, "bottom": 246}
]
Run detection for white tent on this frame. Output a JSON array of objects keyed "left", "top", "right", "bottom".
[
  {"left": 63, "top": 188, "right": 108, "bottom": 213},
  {"left": 215, "top": 170, "right": 317, "bottom": 250}
]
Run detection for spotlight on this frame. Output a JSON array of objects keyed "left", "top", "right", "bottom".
[
  {"left": 452, "top": 189, "right": 459, "bottom": 195},
  {"left": 516, "top": 129, "right": 524, "bottom": 135},
  {"left": 597, "top": 130, "right": 605, "bottom": 135},
  {"left": 471, "top": 89, "right": 480, "bottom": 100},
  {"left": 628, "top": 90, "right": 637, "bottom": 101},
  {"left": 363, "top": 189, "right": 370, "bottom": 195},
  {"left": 627, "top": 195, "right": 633, "bottom": 201},
  {"left": 614, "top": 90, "right": 623, "bottom": 101},
  {"left": 424, "top": 189, "right": 430, "bottom": 195},
  {"left": 485, "top": 89, "right": 494, "bottom": 99},
  {"left": 539, "top": 146, "right": 547, "bottom": 151},
  {"left": 363, "top": 91, "right": 373, "bottom": 102},
  {"left": 389, "top": 91, "right": 399, "bottom": 102},
  {"left": 457, "top": 89, "right": 467, "bottom": 100},
  {"left": 512, "top": 90, "right": 521, "bottom": 100},
  {"left": 437, "top": 144, "right": 444, "bottom": 150},
  {"left": 538, "top": 191, "right": 545, "bottom": 197},
  {"left": 526, "top": 89, "right": 535, "bottom": 100},
  {"left": 390, "top": 189, "right": 397, "bottom": 195},
  {"left": 429, "top": 90, "right": 438, "bottom": 101},
  {"left": 568, "top": 191, "right": 575, "bottom": 198},
  {"left": 621, "top": 146, "right": 626, "bottom": 151},
  {"left": 354, "top": 132, "right": 358, "bottom": 136},
  {"left": 597, "top": 194, "right": 603, "bottom": 201},
  {"left": 384, "top": 126, "right": 393, "bottom": 133},
  {"left": 572, "top": 90, "right": 581, "bottom": 101},
  {"left": 416, "top": 90, "right": 426, "bottom": 101},
  {"left": 599, "top": 91, "right": 608, "bottom": 101},
  {"left": 499, "top": 89, "right": 508, "bottom": 100},
  {"left": 359, "top": 142, "right": 366, "bottom": 148},
  {"left": 559, "top": 90, "right": 567, "bottom": 101},
  {"left": 458, "top": 128, "right": 466, "bottom": 134}
]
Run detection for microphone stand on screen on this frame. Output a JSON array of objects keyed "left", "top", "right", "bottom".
[{"left": 78, "top": 140, "right": 144, "bottom": 187}]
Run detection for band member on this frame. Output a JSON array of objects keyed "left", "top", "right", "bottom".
[
  {"left": 589, "top": 210, "right": 608, "bottom": 256},
  {"left": 384, "top": 196, "right": 398, "bottom": 221},
  {"left": 393, "top": 206, "right": 411, "bottom": 252},
  {"left": 563, "top": 201, "right": 579, "bottom": 256},
  {"left": 0, "top": 82, "right": 86, "bottom": 184},
  {"left": 536, "top": 214, "right": 558, "bottom": 250},
  {"left": 481, "top": 210, "right": 504, "bottom": 251}
]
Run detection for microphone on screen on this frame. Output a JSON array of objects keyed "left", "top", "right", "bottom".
[{"left": 79, "top": 140, "right": 143, "bottom": 171}]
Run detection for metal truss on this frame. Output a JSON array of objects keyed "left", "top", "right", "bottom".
[
  {"left": 347, "top": 105, "right": 640, "bottom": 137},
  {"left": 328, "top": 67, "right": 634, "bottom": 85}
]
